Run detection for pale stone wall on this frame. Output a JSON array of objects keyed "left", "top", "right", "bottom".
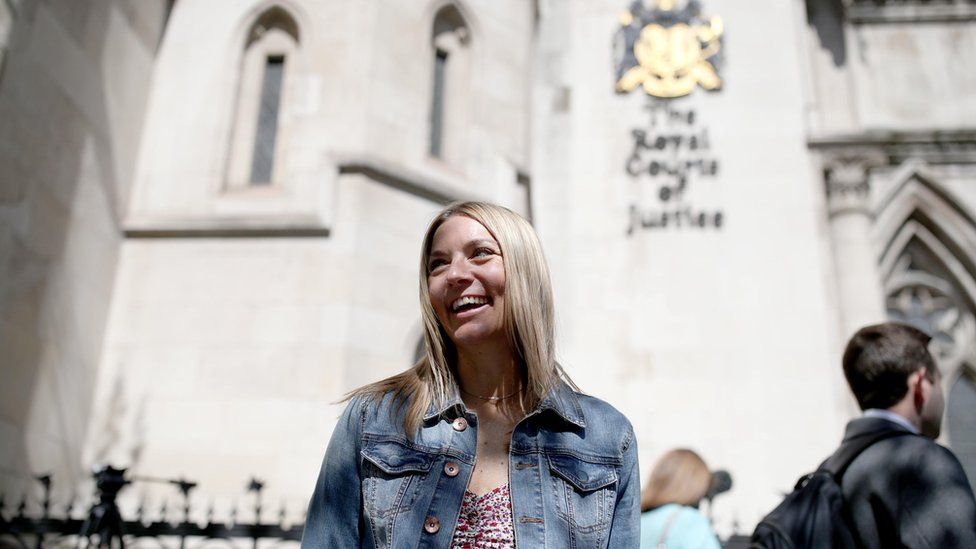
[
  {"left": 532, "top": 0, "right": 851, "bottom": 533},
  {"left": 0, "top": 0, "right": 168, "bottom": 497},
  {"left": 126, "top": 0, "right": 532, "bottom": 233},
  {"left": 853, "top": 22, "right": 976, "bottom": 131},
  {"left": 89, "top": 178, "right": 443, "bottom": 514},
  {"left": 803, "top": 3, "right": 976, "bottom": 134},
  {"left": 802, "top": 0, "right": 858, "bottom": 135},
  {"left": 86, "top": 0, "right": 534, "bottom": 514}
]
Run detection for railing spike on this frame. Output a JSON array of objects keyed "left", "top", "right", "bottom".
[
  {"left": 35, "top": 473, "right": 51, "bottom": 518},
  {"left": 246, "top": 478, "right": 264, "bottom": 493},
  {"left": 65, "top": 492, "right": 76, "bottom": 518},
  {"left": 17, "top": 492, "right": 27, "bottom": 518},
  {"left": 247, "top": 477, "right": 264, "bottom": 523},
  {"left": 136, "top": 494, "right": 146, "bottom": 522}
]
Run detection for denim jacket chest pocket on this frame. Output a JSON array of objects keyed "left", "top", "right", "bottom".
[
  {"left": 361, "top": 438, "right": 437, "bottom": 545},
  {"left": 547, "top": 452, "right": 619, "bottom": 537}
]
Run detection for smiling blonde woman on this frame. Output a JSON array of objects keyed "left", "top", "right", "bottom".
[{"left": 301, "top": 201, "right": 640, "bottom": 548}]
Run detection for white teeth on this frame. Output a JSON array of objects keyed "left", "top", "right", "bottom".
[{"left": 451, "top": 296, "right": 488, "bottom": 312}]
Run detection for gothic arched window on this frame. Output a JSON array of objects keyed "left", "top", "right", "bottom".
[
  {"left": 227, "top": 7, "right": 300, "bottom": 187},
  {"left": 428, "top": 5, "right": 470, "bottom": 166},
  {"left": 948, "top": 370, "right": 976, "bottom": 494},
  {"left": 877, "top": 167, "right": 976, "bottom": 493}
]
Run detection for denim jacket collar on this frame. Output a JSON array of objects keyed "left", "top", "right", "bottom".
[{"left": 423, "top": 380, "right": 586, "bottom": 428}]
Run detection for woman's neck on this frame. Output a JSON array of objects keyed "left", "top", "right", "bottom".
[{"left": 454, "top": 341, "right": 525, "bottom": 404}]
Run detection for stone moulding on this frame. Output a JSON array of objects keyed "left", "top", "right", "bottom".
[
  {"left": 123, "top": 215, "right": 332, "bottom": 238},
  {"left": 844, "top": 1, "right": 976, "bottom": 24},
  {"left": 334, "top": 152, "right": 489, "bottom": 207},
  {"left": 122, "top": 154, "right": 489, "bottom": 238},
  {"left": 808, "top": 130, "right": 976, "bottom": 165}
]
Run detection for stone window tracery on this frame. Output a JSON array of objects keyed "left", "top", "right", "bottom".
[{"left": 886, "top": 239, "right": 976, "bottom": 369}]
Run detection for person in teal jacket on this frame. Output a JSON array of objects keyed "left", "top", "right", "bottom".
[{"left": 640, "top": 448, "right": 722, "bottom": 549}]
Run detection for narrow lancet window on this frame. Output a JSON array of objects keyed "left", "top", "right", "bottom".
[
  {"left": 226, "top": 6, "right": 300, "bottom": 188},
  {"left": 429, "top": 49, "right": 448, "bottom": 158},
  {"left": 250, "top": 55, "right": 286, "bottom": 184},
  {"left": 428, "top": 6, "right": 470, "bottom": 165}
]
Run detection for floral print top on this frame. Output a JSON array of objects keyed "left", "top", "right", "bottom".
[{"left": 451, "top": 484, "right": 515, "bottom": 548}]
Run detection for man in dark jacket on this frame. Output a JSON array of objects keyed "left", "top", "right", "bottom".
[{"left": 839, "top": 322, "right": 976, "bottom": 548}]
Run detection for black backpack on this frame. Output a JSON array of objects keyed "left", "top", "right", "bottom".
[{"left": 750, "top": 430, "right": 909, "bottom": 549}]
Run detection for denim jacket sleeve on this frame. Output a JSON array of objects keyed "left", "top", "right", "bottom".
[
  {"left": 607, "top": 426, "right": 641, "bottom": 547},
  {"left": 301, "top": 397, "right": 366, "bottom": 549}
]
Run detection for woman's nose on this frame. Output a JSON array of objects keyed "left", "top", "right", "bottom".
[{"left": 445, "top": 259, "right": 472, "bottom": 284}]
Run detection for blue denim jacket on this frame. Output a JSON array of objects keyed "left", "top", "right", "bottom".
[{"left": 301, "top": 382, "right": 640, "bottom": 548}]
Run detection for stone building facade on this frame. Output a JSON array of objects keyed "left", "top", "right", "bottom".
[
  {"left": 1, "top": 0, "right": 974, "bottom": 535},
  {"left": 0, "top": 0, "right": 172, "bottom": 502}
]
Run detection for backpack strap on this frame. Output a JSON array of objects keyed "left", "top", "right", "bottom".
[
  {"left": 821, "top": 428, "right": 913, "bottom": 480},
  {"left": 655, "top": 507, "right": 682, "bottom": 549}
]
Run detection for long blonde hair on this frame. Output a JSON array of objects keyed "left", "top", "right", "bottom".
[
  {"left": 641, "top": 448, "right": 712, "bottom": 512},
  {"left": 350, "top": 201, "right": 575, "bottom": 434}
]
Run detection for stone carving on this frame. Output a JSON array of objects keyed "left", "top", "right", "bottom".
[
  {"left": 614, "top": 0, "right": 724, "bottom": 98},
  {"left": 886, "top": 251, "right": 976, "bottom": 368},
  {"left": 823, "top": 150, "right": 885, "bottom": 217}
]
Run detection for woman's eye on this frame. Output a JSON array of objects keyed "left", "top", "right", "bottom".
[
  {"left": 474, "top": 247, "right": 495, "bottom": 258},
  {"left": 428, "top": 260, "right": 447, "bottom": 271}
]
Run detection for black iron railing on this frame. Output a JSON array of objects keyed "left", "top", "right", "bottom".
[
  {"left": 1, "top": 466, "right": 755, "bottom": 548},
  {"left": 0, "top": 466, "right": 302, "bottom": 549}
]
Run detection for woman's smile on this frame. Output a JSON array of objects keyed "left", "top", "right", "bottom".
[{"left": 451, "top": 295, "right": 489, "bottom": 311}]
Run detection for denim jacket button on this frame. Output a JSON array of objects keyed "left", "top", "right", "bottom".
[
  {"left": 423, "top": 516, "right": 440, "bottom": 534},
  {"left": 452, "top": 417, "right": 468, "bottom": 431},
  {"left": 444, "top": 461, "right": 460, "bottom": 477}
]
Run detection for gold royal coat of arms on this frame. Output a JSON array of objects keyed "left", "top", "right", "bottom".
[{"left": 614, "top": 0, "right": 724, "bottom": 98}]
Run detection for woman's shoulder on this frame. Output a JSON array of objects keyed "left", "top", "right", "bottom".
[
  {"left": 571, "top": 389, "right": 634, "bottom": 431},
  {"left": 642, "top": 505, "right": 718, "bottom": 548},
  {"left": 642, "top": 503, "right": 680, "bottom": 521},
  {"left": 674, "top": 504, "right": 710, "bottom": 526},
  {"left": 345, "top": 387, "right": 412, "bottom": 420},
  {"left": 540, "top": 384, "right": 636, "bottom": 458}
]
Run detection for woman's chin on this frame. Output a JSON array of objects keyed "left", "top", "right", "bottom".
[{"left": 449, "top": 326, "right": 506, "bottom": 350}]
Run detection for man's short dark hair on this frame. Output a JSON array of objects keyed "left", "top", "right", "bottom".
[{"left": 842, "top": 322, "right": 938, "bottom": 411}]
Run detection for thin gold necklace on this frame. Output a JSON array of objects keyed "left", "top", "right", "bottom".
[{"left": 459, "top": 385, "right": 525, "bottom": 402}]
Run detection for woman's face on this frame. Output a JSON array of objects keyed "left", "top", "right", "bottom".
[{"left": 427, "top": 215, "right": 507, "bottom": 350}]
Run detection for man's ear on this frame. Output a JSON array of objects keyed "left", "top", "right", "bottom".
[{"left": 912, "top": 367, "right": 928, "bottom": 412}]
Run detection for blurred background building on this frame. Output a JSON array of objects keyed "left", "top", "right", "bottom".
[{"left": 1, "top": 0, "right": 974, "bottom": 536}]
